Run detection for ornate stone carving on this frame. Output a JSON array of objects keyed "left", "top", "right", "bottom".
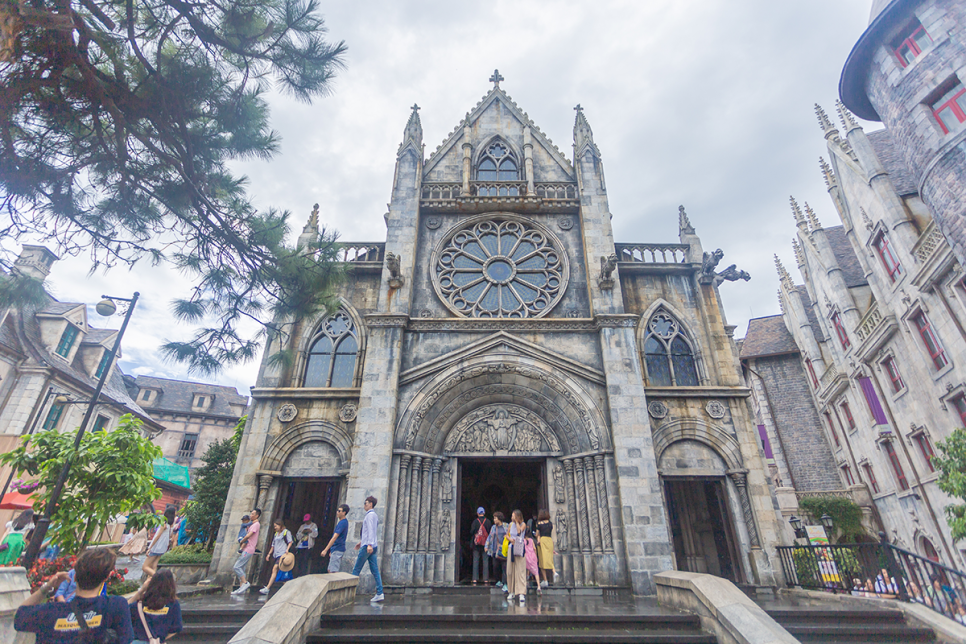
[
  {"left": 647, "top": 401, "right": 668, "bottom": 419},
  {"left": 553, "top": 464, "right": 565, "bottom": 504},
  {"left": 277, "top": 404, "right": 297, "bottom": 423},
  {"left": 417, "top": 309, "right": 435, "bottom": 318},
  {"left": 365, "top": 315, "right": 409, "bottom": 327},
  {"left": 595, "top": 455, "right": 613, "bottom": 551},
  {"left": 440, "top": 461, "right": 453, "bottom": 503},
  {"left": 440, "top": 510, "right": 451, "bottom": 551},
  {"left": 556, "top": 509, "right": 568, "bottom": 551},
  {"left": 598, "top": 254, "right": 617, "bottom": 290},
  {"left": 729, "top": 471, "right": 760, "bottom": 547},
  {"left": 557, "top": 217, "right": 574, "bottom": 231},
  {"left": 594, "top": 314, "right": 638, "bottom": 329},
  {"left": 386, "top": 252, "right": 404, "bottom": 288},
  {"left": 717, "top": 265, "right": 751, "bottom": 283},
  {"left": 408, "top": 319, "right": 597, "bottom": 332},
  {"left": 444, "top": 405, "right": 560, "bottom": 454},
  {"left": 705, "top": 400, "right": 726, "bottom": 419},
  {"left": 701, "top": 249, "right": 723, "bottom": 279},
  {"left": 425, "top": 216, "right": 442, "bottom": 230},
  {"left": 565, "top": 309, "right": 581, "bottom": 318},
  {"left": 339, "top": 403, "right": 358, "bottom": 423},
  {"left": 700, "top": 249, "right": 750, "bottom": 286}
]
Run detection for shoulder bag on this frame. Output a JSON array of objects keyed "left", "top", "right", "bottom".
[
  {"left": 137, "top": 601, "right": 162, "bottom": 644},
  {"left": 473, "top": 519, "right": 489, "bottom": 546}
]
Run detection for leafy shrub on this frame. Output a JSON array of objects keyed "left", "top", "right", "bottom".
[
  {"left": 159, "top": 544, "right": 212, "bottom": 565},
  {"left": 25, "top": 555, "right": 76, "bottom": 593},
  {"left": 107, "top": 580, "right": 141, "bottom": 596},
  {"left": 799, "top": 496, "right": 868, "bottom": 542}
]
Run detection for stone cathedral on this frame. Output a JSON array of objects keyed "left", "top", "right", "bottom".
[{"left": 211, "top": 74, "right": 785, "bottom": 595}]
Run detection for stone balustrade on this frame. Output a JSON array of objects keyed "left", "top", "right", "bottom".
[
  {"left": 421, "top": 183, "right": 462, "bottom": 200},
  {"left": 473, "top": 181, "right": 526, "bottom": 197},
  {"left": 912, "top": 220, "right": 947, "bottom": 264},
  {"left": 819, "top": 363, "right": 839, "bottom": 390},
  {"left": 420, "top": 182, "right": 578, "bottom": 201},
  {"left": 336, "top": 243, "right": 385, "bottom": 263},
  {"left": 534, "top": 183, "right": 578, "bottom": 199},
  {"left": 854, "top": 301, "right": 883, "bottom": 343},
  {"left": 615, "top": 243, "right": 689, "bottom": 264}
]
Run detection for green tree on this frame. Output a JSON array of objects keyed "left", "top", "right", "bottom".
[
  {"left": 183, "top": 416, "right": 244, "bottom": 548},
  {"left": 0, "top": 0, "right": 346, "bottom": 373},
  {"left": 933, "top": 428, "right": 966, "bottom": 541},
  {"left": 0, "top": 415, "right": 162, "bottom": 553}
]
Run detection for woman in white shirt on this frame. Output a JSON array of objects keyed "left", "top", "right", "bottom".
[
  {"left": 142, "top": 507, "right": 176, "bottom": 580},
  {"left": 0, "top": 509, "right": 35, "bottom": 566}
]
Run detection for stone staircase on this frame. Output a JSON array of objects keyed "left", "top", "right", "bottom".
[
  {"left": 766, "top": 606, "right": 936, "bottom": 643},
  {"left": 178, "top": 600, "right": 261, "bottom": 643}
]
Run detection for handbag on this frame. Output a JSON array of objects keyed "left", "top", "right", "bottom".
[
  {"left": 137, "top": 601, "right": 162, "bottom": 644},
  {"left": 501, "top": 535, "right": 509, "bottom": 558},
  {"left": 473, "top": 519, "right": 488, "bottom": 546}
]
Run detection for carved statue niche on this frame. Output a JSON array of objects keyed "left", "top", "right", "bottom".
[
  {"left": 553, "top": 464, "right": 566, "bottom": 504},
  {"left": 440, "top": 461, "right": 454, "bottom": 503},
  {"left": 598, "top": 254, "right": 617, "bottom": 290},
  {"left": 386, "top": 252, "right": 404, "bottom": 288},
  {"left": 556, "top": 510, "right": 568, "bottom": 551}
]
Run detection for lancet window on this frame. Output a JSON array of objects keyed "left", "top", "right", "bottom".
[
  {"left": 643, "top": 312, "right": 699, "bottom": 387},
  {"left": 303, "top": 310, "right": 359, "bottom": 387},
  {"left": 476, "top": 141, "right": 520, "bottom": 196}
]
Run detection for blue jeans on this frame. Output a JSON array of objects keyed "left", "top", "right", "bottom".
[{"left": 352, "top": 546, "right": 384, "bottom": 595}]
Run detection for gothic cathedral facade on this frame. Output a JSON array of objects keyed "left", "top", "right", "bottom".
[{"left": 211, "top": 76, "right": 785, "bottom": 595}]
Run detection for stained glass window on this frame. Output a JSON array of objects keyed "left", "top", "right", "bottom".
[
  {"left": 304, "top": 311, "right": 358, "bottom": 387},
  {"left": 476, "top": 141, "right": 520, "bottom": 189},
  {"left": 642, "top": 312, "right": 699, "bottom": 386}
]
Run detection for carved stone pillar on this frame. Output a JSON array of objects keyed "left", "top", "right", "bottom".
[
  {"left": 563, "top": 459, "right": 580, "bottom": 554},
  {"left": 729, "top": 471, "right": 760, "bottom": 547},
  {"left": 428, "top": 459, "right": 442, "bottom": 552},
  {"left": 461, "top": 133, "right": 472, "bottom": 195},
  {"left": 394, "top": 455, "right": 412, "bottom": 552},
  {"left": 574, "top": 459, "right": 591, "bottom": 554},
  {"left": 523, "top": 125, "right": 535, "bottom": 194},
  {"left": 595, "top": 455, "right": 613, "bottom": 551},
  {"left": 417, "top": 458, "right": 432, "bottom": 553},
  {"left": 407, "top": 456, "right": 423, "bottom": 551},
  {"left": 583, "top": 457, "right": 602, "bottom": 554},
  {"left": 256, "top": 474, "right": 274, "bottom": 510}
]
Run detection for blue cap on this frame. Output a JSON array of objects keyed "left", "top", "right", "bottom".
[{"left": 477, "top": 507, "right": 485, "bottom": 515}]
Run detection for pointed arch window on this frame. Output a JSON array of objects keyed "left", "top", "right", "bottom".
[
  {"left": 304, "top": 311, "right": 359, "bottom": 388},
  {"left": 476, "top": 142, "right": 520, "bottom": 196},
  {"left": 643, "top": 312, "right": 699, "bottom": 386}
]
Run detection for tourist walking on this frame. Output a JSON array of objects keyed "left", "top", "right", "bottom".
[
  {"left": 231, "top": 508, "right": 261, "bottom": 595},
  {"left": 524, "top": 528, "right": 541, "bottom": 596},
  {"left": 0, "top": 508, "right": 35, "bottom": 566},
  {"left": 141, "top": 506, "right": 176, "bottom": 580},
  {"left": 470, "top": 506, "right": 491, "bottom": 584},
  {"left": 320, "top": 504, "right": 350, "bottom": 573},
  {"left": 352, "top": 496, "right": 385, "bottom": 602},
  {"left": 15, "top": 547, "right": 134, "bottom": 643},
  {"left": 294, "top": 514, "right": 318, "bottom": 577},
  {"left": 485, "top": 511, "right": 507, "bottom": 589},
  {"left": 536, "top": 509, "right": 555, "bottom": 588},
  {"left": 260, "top": 518, "right": 293, "bottom": 594},
  {"left": 506, "top": 510, "right": 528, "bottom": 602},
  {"left": 129, "top": 569, "right": 183, "bottom": 644},
  {"left": 121, "top": 526, "right": 148, "bottom": 563}
]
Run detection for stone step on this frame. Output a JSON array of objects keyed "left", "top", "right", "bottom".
[
  {"left": 306, "top": 628, "right": 717, "bottom": 643},
  {"left": 766, "top": 608, "right": 936, "bottom": 643},
  {"left": 319, "top": 612, "right": 702, "bottom": 631},
  {"left": 766, "top": 608, "right": 905, "bottom": 624}
]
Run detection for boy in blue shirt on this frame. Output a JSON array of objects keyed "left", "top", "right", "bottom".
[{"left": 320, "top": 504, "right": 349, "bottom": 573}]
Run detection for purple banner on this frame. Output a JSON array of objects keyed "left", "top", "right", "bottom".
[
  {"left": 757, "top": 424, "right": 775, "bottom": 459},
  {"left": 859, "top": 377, "right": 889, "bottom": 426}
]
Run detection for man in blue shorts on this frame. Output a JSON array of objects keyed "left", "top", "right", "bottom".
[{"left": 320, "top": 504, "right": 349, "bottom": 573}]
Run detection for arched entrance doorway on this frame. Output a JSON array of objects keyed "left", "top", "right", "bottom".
[{"left": 385, "top": 357, "right": 624, "bottom": 588}]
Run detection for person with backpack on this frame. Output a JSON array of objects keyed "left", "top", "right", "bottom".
[
  {"left": 128, "top": 569, "right": 182, "bottom": 644},
  {"left": 260, "top": 518, "right": 293, "bottom": 594},
  {"left": 469, "top": 507, "right": 491, "bottom": 584},
  {"left": 15, "top": 547, "right": 134, "bottom": 643},
  {"left": 142, "top": 506, "right": 176, "bottom": 580}
]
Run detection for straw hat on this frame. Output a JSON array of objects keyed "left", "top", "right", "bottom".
[{"left": 279, "top": 552, "right": 295, "bottom": 572}]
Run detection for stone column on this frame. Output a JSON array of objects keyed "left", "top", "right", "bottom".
[
  {"left": 574, "top": 460, "right": 592, "bottom": 554},
  {"left": 394, "top": 455, "right": 412, "bottom": 552},
  {"left": 461, "top": 129, "right": 472, "bottom": 196},
  {"left": 563, "top": 459, "right": 583, "bottom": 584},
  {"left": 594, "top": 455, "right": 613, "bottom": 552},
  {"left": 417, "top": 458, "right": 432, "bottom": 553},
  {"left": 256, "top": 474, "right": 274, "bottom": 511},
  {"left": 407, "top": 455, "right": 423, "bottom": 551},
  {"left": 429, "top": 459, "right": 442, "bottom": 544},
  {"left": 729, "top": 470, "right": 761, "bottom": 548},
  {"left": 523, "top": 125, "right": 535, "bottom": 195},
  {"left": 583, "top": 456, "right": 603, "bottom": 554}
]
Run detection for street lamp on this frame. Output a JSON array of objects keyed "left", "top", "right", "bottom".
[
  {"left": 789, "top": 515, "right": 806, "bottom": 541},
  {"left": 820, "top": 513, "right": 835, "bottom": 533},
  {"left": 21, "top": 292, "right": 139, "bottom": 570}
]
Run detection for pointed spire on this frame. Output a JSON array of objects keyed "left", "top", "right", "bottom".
[
  {"left": 792, "top": 238, "right": 806, "bottom": 267},
  {"left": 297, "top": 203, "right": 320, "bottom": 251},
  {"left": 836, "top": 99, "right": 860, "bottom": 131},
  {"left": 397, "top": 103, "right": 423, "bottom": 157},
  {"left": 790, "top": 196, "right": 808, "bottom": 230},
  {"left": 778, "top": 289, "right": 786, "bottom": 313},
  {"left": 678, "top": 205, "right": 695, "bottom": 235},
  {"left": 816, "top": 103, "right": 858, "bottom": 162},
  {"left": 819, "top": 157, "right": 837, "bottom": 190},
  {"left": 804, "top": 202, "right": 821, "bottom": 230},
  {"left": 774, "top": 254, "right": 792, "bottom": 284},
  {"left": 573, "top": 104, "right": 600, "bottom": 158},
  {"left": 815, "top": 103, "right": 836, "bottom": 134}
]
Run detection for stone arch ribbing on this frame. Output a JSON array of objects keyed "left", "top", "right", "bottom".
[
  {"left": 652, "top": 418, "right": 743, "bottom": 473},
  {"left": 260, "top": 419, "right": 353, "bottom": 474}
]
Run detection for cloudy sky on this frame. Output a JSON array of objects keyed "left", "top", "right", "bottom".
[{"left": 27, "top": 1, "right": 876, "bottom": 394}]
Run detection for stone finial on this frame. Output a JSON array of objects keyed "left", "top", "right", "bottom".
[
  {"left": 860, "top": 207, "right": 874, "bottom": 230},
  {"left": 397, "top": 103, "right": 423, "bottom": 157},
  {"left": 836, "top": 99, "right": 860, "bottom": 131},
  {"left": 804, "top": 202, "right": 821, "bottom": 230},
  {"left": 774, "top": 254, "right": 792, "bottom": 285},
  {"left": 819, "top": 157, "right": 837, "bottom": 190},
  {"left": 777, "top": 289, "right": 785, "bottom": 313},
  {"left": 792, "top": 238, "right": 806, "bottom": 267},
  {"left": 678, "top": 205, "right": 695, "bottom": 235},
  {"left": 489, "top": 69, "right": 504, "bottom": 88},
  {"left": 815, "top": 103, "right": 836, "bottom": 134},
  {"left": 297, "top": 203, "right": 320, "bottom": 250},
  {"left": 307, "top": 203, "right": 319, "bottom": 230},
  {"left": 573, "top": 104, "right": 600, "bottom": 158},
  {"left": 790, "top": 196, "right": 808, "bottom": 230}
]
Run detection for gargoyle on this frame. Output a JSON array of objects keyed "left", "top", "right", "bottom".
[
  {"left": 385, "top": 252, "right": 404, "bottom": 288},
  {"left": 599, "top": 254, "right": 617, "bottom": 290},
  {"left": 716, "top": 264, "right": 751, "bottom": 283},
  {"left": 701, "top": 249, "right": 724, "bottom": 276}
]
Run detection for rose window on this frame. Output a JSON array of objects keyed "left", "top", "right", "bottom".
[{"left": 434, "top": 217, "right": 568, "bottom": 318}]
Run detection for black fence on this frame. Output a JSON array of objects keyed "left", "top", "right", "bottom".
[{"left": 776, "top": 536, "right": 966, "bottom": 623}]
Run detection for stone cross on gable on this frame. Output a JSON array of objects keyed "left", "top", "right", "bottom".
[
  {"left": 411, "top": 104, "right": 420, "bottom": 112},
  {"left": 574, "top": 104, "right": 582, "bottom": 112},
  {"left": 489, "top": 69, "right": 504, "bottom": 88}
]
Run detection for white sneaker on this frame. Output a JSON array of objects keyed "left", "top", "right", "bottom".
[
  {"left": 232, "top": 582, "right": 250, "bottom": 595},
  {"left": 259, "top": 587, "right": 270, "bottom": 595},
  {"left": 371, "top": 593, "right": 385, "bottom": 602},
  {"left": 519, "top": 594, "right": 526, "bottom": 603},
  {"left": 540, "top": 581, "right": 548, "bottom": 588}
]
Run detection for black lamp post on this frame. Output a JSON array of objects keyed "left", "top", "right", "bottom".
[
  {"left": 820, "top": 513, "right": 835, "bottom": 534},
  {"left": 21, "top": 292, "right": 139, "bottom": 570},
  {"left": 789, "top": 515, "right": 807, "bottom": 541}
]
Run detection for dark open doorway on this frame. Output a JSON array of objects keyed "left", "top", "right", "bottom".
[
  {"left": 457, "top": 459, "right": 544, "bottom": 583},
  {"left": 664, "top": 477, "right": 743, "bottom": 584},
  {"left": 259, "top": 478, "right": 341, "bottom": 585}
]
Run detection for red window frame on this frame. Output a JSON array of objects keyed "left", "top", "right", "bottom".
[
  {"left": 873, "top": 233, "right": 903, "bottom": 282},
  {"left": 831, "top": 312, "right": 850, "bottom": 349},
  {"left": 840, "top": 401, "right": 856, "bottom": 431},
  {"left": 953, "top": 394, "right": 966, "bottom": 427},
  {"left": 932, "top": 84, "right": 966, "bottom": 134},
  {"left": 893, "top": 23, "right": 932, "bottom": 68},
  {"left": 913, "top": 433, "right": 936, "bottom": 472},
  {"left": 841, "top": 464, "right": 855, "bottom": 486},
  {"left": 805, "top": 358, "right": 819, "bottom": 389},
  {"left": 883, "top": 441, "right": 910, "bottom": 491},
  {"left": 913, "top": 312, "right": 948, "bottom": 370},
  {"left": 882, "top": 356, "right": 905, "bottom": 393},
  {"left": 823, "top": 412, "right": 840, "bottom": 447},
  {"left": 862, "top": 463, "right": 880, "bottom": 494}
]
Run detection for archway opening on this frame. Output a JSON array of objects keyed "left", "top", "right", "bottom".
[
  {"left": 663, "top": 477, "right": 743, "bottom": 584},
  {"left": 457, "top": 458, "right": 545, "bottom": 583}
]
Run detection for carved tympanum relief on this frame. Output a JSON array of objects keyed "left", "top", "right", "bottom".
[{"left": 443, "top": 404, "right": 560, "bottom": 453}]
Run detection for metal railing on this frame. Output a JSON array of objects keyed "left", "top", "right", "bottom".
[
  {"left": 615, "top": 243, "right": 689, "bottom": 264},
  {"left": 776, "top": 534, "right": 966, "bottom": 623}
]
